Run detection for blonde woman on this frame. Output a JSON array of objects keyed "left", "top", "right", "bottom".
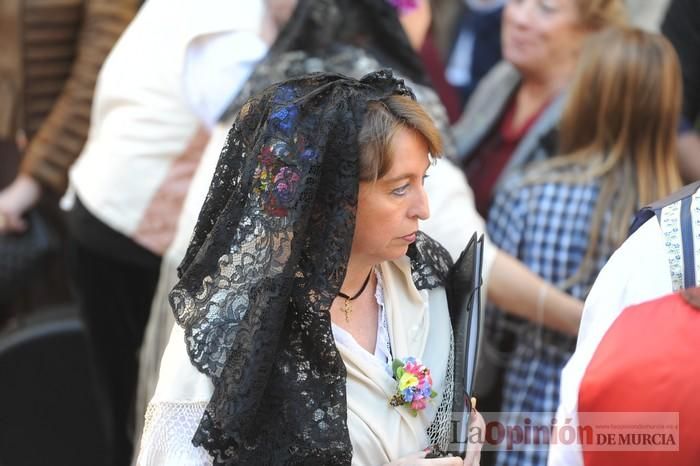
[
  {"left": 486, "top": 26, "right": 683, "bottom": 466},
  {"left": 453, "top": 0, "right": 628, "bottom": 217}
]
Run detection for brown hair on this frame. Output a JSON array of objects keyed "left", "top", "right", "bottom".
[
  {"left": 358, "top": 95, "right": 443, "bottom": 182},
  {"left": 574, "top": 0, "right": 627, "bottom": 30},
  {"left": 532, "top": 27, "right": 683, "bottom": 284}
]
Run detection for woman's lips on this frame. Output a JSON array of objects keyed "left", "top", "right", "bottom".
[{"left": 401, "top": 232, "right": 417, "bottom": 243}]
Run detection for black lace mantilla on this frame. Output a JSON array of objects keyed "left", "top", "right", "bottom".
[
  {"left": 169, "top": 71, "right": 450, "bottom": 464},
  {"left": 408, "top": 231, "right": 453, "bottom": 290}
]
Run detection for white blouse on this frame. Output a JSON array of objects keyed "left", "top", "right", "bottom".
[{"left": 331, "top": 269, "right": 393, "bottom": 377}]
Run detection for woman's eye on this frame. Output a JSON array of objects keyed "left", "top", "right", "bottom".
[
  {"left": 422, "top": 174, "right": 429, "bottom": 185},
  {"left": 392, "top": 184, "right": 409, "bottom": 196}
]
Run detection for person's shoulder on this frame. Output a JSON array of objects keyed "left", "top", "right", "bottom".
[
  {"left": 522, "top": 158, "right": 593, "bottom": 181},
  {"left": 519, "top": 162, "right": 601, "bottom": 196},
  {"left": 583, "top": 218, "right": 668, "bottom": 315},
  {"left": 456, "top": 61, "right": 519, "bottom": 127},
  {"left": 476, "top": 61, "right": 520, "bottom": 91}
]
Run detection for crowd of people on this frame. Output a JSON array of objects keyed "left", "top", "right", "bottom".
[{"left": 0, "top": 0, "right": 698, "bottom": 465}]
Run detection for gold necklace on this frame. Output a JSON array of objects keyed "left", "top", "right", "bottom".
[{"left": 337, "top": 270, "right": 373, "bottom": 323}]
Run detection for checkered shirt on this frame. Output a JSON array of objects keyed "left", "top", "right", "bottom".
[{"left": 485, "top": 175, "right": 615, "bottom": 466}]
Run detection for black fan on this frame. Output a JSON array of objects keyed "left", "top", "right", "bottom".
[{"left": 446, "top": 233, "right": 484, "bottom": 453}]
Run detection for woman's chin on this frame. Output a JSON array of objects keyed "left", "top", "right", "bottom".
[
  {"left": 387, "top": 245, "right": 410, "bottom": 262},
  {"left": 503, "top": 49, "right": 540, "bottom": 75}
]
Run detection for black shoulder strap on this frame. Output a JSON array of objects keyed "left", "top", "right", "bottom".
[
  {"left": 629, "top": 181, "right": 700, "bottom": 290},
  {"left": 630, "top": 181, "right": 700, "bottom": 235}
]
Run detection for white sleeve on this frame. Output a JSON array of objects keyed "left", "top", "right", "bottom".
[
  {"left": 421, "top": 158, "right": 496, "bottom": 279},
  {"left": 137, "top": 326, "right": 215, "bottom": 465},
  {"left": 138, "top": 401, "right": 212, "bottom": 465},
  {"left": 548, "top": 219, "right": 672, "bottom": 466},
  {"left": 183, "top": 30, "right": 268, "bottom": 128}
]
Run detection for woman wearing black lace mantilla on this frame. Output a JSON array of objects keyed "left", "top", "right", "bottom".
[{"left": 136, "top": 70, "right": 484, "bottom": 465}]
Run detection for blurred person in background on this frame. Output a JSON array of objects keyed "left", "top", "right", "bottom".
[
  {"left": 449, "top": 2, "right": 627, "bottom": 442},
  {"left": 452, "top": 0, "right": 627, "bottom": 218},
  {"left": 662, "top": 0, "right": 700, "bottom": 182},
  {"left": 624, "top": 0, "right": 670, "bottom": 31},
  {"left": 60, "top": 1, "right": 273, "bottom": 463},
  {"left": 486, "top": 26, "right": 683, "bottom": 466},
  {"left": 420, "top": 0, "right": 667, "bottom": 124},
  {"left": 428, "top": 0, "right": 506, "bottom": 114},
  {"left": 551, "top": 178, "right": 700, "bottom": 465},
  {"left": 132, "top": 0, "right": 296, "bottom": 448},
  {"left": 0, "top": 0, "right": 139, "bottom": 320}
]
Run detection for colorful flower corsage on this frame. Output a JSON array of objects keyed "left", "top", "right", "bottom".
[{"left": 389, "top": 357, "right": 437, "bottom": 416}]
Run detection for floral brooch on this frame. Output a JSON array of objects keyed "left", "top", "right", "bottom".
[{"left": 389, "top": 357, "right": 437, "bottom": 416}]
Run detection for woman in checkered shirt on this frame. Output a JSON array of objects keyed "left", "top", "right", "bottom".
[{"left": 484, "top": 27, "right": 684, "bottom": 466}]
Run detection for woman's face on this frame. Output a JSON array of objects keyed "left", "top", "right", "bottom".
[
  {"left": 352, "top": 127, "right": 431, "bottom": 264},
  {"left": 502, "top": 0, "right": 588, "bottom": 77}
]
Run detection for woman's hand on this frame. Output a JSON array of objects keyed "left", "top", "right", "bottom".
[
  {"left": 383, "top": 399, "right": 484, "bottom": 466},
  {"left": 0, "top": 174, "right": 41, "bottom": 234},
  {"left": 462, "top": 407, "right": 485, "bottom": 466},
  {"left": 383, "top": 404, "right": 485, "bottom": 466}
]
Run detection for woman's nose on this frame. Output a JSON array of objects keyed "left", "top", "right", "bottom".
[{"left": 410, "top": 185, "right": 430, "bottom": 220}]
